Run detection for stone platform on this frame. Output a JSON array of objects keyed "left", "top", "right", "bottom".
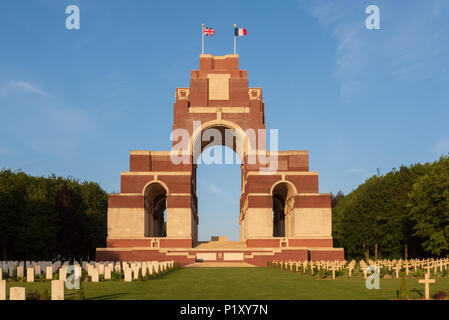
[
  {"left": 96, "top": 241, "right": 344, "bottom": 266},
  {"left": 185, "top": 262, "right": 256, "bottom": 268}
]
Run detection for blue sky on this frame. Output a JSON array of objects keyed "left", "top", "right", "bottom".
[{"left": 1, "top": 0, "right": 448, "bottom": 241}]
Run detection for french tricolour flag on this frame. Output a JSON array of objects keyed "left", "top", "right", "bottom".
[{"left": 234, "top": 27, "right": 247, "bottom": 36}]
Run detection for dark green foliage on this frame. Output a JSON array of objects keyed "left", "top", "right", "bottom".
[
  {"left": 41, "top": 288, "right": 50, "bottom": 300},
  {"left": 111, "top": 270, "right": 123, "bottom": 281},
  {"left": 138, "top": 268, "right": 144, "bottom": 282},
  {"left": 409, "top": 158, "right": 449, "bottom": 256},
  {"left": 81, "top": 269, "right": 88, "bottom": 281},
  {"left": 333, "top": 156, "right": 449, "bottom": 259},
  {"left": 144, "top": 267, "right": 149, "bottom": 280},
  {"left": 27, "top": 290, "right": 41, "bottom": 300},
  {"left": 318, "top": 269, "right": 328, "bottom": 279},
  {"left": 152, "top": 266, "right": 158, "bottom": 279},
  {"left": 414, "top": 268, "right": 424, "bottom": 277},
  {"left": 0, "top": 169, "right": 107, "bottom": 260}
]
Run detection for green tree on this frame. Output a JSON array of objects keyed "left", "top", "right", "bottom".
[{"left": 409, "top": 156, "right": 449, "bottom": 257}]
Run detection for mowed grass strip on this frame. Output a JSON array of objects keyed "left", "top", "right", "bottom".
[{"left": 6, "top": 267, "right": 449, "bottom": 300}]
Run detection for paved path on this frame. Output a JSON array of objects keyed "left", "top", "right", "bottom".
[{"left": 184, "top": 262, "right": 256, "bottom": 268}]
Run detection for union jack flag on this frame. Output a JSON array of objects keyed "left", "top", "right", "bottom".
[{"left": 202, "top": 27, "right": 215, "bottom": 36}]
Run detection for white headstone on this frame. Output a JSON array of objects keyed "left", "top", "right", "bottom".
[
  {"left": 74, "top": 265, "right": 82, "bottom": 282},
  {"left": 10, "top": 287, "right": 26, "bottom": 300},
  {"left": 26, "top": 268, "right": 34, "bottom": 283},
  {"left": 17, "top": 266, "right": 24, "bottom": 279},
  {"left": 124, "top": 268, "right": 132, "bottom": 282},
  {"left": 46, "top": 266, "right": 53, "bottom": 280},
  {"left": 34, "top": 265, "right": 41, "bottom": 276},
  {"left": 98, "top": 263, "right": 105, "bottom": 276},
  {"left": 91, "top": 268, "right": 99, "bottom": 282},
  {"left": 0, "top": 280, "right": 6, "bottom": 300},
  {"left": 133, "top": 267, "right": 140, "bottom": 280},
  {"left": 59, "top": 266, "right": 67, "bottom": 282},
  {"left": 51, "top": 280, "right": 64, "bottom": 300},
  {"left": 104, "top": 266, "right": 111, "bottom": 280}
]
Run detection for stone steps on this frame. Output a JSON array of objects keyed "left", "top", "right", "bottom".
[
  {"left": 194, "top": 241, "right": 247, "bottom": 249},
  {"left": 184, "top": 262, "right": 256, "bottom": 268}
]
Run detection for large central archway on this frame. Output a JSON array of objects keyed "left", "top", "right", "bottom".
[
  {"left": 191, "top": 122, "right": 245, "bottom": 244},
  {"left": 100, "top": 53, "right": 343, "bottom": 265},
  {"left": 190, "top": 119, "right": 251, "bottom": 163},
  {"left": 196, "top": 145, "right": 241, "bottom": 242}
]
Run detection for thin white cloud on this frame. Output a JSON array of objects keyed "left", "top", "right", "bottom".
[
  {"left": 302, "top": 0, "right": 449, "bottom": 96},
  {"left": 431, "top": 138, "right": 449, "bottom": 156},
  {"left": 0, "top": 80, "right": 51, "bottom": 97}
]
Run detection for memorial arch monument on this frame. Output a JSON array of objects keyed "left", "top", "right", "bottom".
[{"left": 96, "top": 54, "right": 344, "bottom": 265}]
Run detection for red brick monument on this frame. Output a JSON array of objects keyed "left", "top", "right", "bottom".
[{"left": 96, "top": 54, "right": 344, "bottom": 265}]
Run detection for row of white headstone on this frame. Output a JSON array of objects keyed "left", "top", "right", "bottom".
[
  {"left": 1, "top": 260, "right": 176, "bottom": 282},
  {"left": 273, "top": 258, "right": 447, "bottom": 299},
  {"left": 0, "top": 260, "right": 176, "bottom": 300},
  {"left": 272, "top": 259, "right": 348, "bottom": 280},
  {"left": 0, "top": 279, "right": 65, "bottom": 300},
  {"left": 272, "top": 258, "right": 449, "bottom": 279}
]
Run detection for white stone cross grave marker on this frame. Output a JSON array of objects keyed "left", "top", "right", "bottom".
[
  {"left": 394, "top": 264, "right": 401, "bottom": 279},
  {"left": 418, "top": 273, "right": 435, "bottom": 300},
  {"left": 331, "top": 264, "right": 337, "bottom": 280},
  {"left": 348, "top": 265, "right": 354, "bottom": 277},
  {"left": 404, "top": 262, "right": 410, "bottom": 276}
]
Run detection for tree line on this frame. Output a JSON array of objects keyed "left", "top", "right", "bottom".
[
  {"left": 0, "top": 169, "right": 107, "bottom": 261},
  {"left": 332, "top": 155, "right": 449, "bottom": 260}
]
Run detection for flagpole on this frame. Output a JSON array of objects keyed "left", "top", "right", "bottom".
[
  {"left": 233, "top": 24, "right": 236, "bottom": 55},
  {"left": 202, "top": 23, "right": 204, "bottom": 54}
]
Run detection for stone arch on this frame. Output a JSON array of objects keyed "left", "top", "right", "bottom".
[
  {"left": 141, "top": 180, "right": 170, "bottom": 195},
  {"left": 189, "top": 119, "right": 252, "bottom": 163},
  {"left": 269, "top": 180, "right": 298, "bottom": 196},
  {"left": 271, "top": 181, "right": 296, "bottom": 238},
  {"left": 144, "top": 182, "right": 168, "bottom": 237}
]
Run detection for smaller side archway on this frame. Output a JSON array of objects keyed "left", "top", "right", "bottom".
[
  {"left": 144, "top": 182, "right": 168, "bottom": 237},
  {"left": 271, "top": 181, "right": 296, "bottom": 238}
]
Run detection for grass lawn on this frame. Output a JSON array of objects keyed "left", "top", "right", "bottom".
[{"left": 5, "top": 267, "right": 449, "bottom": 300}]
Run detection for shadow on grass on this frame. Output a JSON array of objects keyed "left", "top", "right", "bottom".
[
  {"left": 89, "top": 293, "right": 127, "bottom": 300},
  {"left": 65, "top": 292, "right": 127, "bottom": 300},
  {"left": 411, "top": 288, "right": 424, "bottom": 298}
]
